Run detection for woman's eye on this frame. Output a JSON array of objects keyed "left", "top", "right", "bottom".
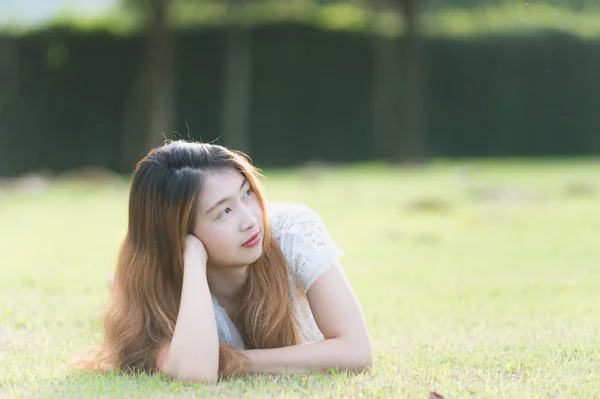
[
  {"left": 242, "top": 188, "right": 252, "bottom": 199},
  {"left": 219, "top": 207, "right": 232, "bottom": 218}
]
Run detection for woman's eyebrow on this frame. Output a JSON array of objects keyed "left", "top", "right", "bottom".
[{"left": 205, "top": 178, "right": 248, "bottom": 214}]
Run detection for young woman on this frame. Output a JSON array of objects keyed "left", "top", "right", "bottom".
[{"left": 81, "top": 140, "right": 372, "bottom": 383}]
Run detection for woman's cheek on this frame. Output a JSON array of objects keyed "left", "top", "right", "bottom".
[{"left": 206, "top": 228, "right": 232, "bottom": 261}]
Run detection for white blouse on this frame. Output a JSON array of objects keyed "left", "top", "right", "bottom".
[{"left": 211, "top": 202, "right": 345, "bottom": 348}]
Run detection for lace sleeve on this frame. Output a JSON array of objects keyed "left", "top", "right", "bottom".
[
  {"left": 270, "top": 203, "right": 345, "bottom": 292},
  {"left": 212, "top": 297, "right": 245, "bottom": 349}
]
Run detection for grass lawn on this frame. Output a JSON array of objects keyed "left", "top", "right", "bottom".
[{"left": 1, "top": 159, "right": 599, "bottom": 398}]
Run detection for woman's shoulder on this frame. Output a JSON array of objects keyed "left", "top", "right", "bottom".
[
  {"left": 266, "top": 201, "right": 311, "bottom": 217},
  {"left": 266, "top": 202, "right": 345, "bottom": 292},
  {"left": 266, "top": 202, "right": 323, "bottom": 237}
]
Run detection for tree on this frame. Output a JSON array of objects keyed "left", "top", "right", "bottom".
[
  {"left": 0, "top": 38, "right": 19, "bottom": 176},
  {"left": 371, "top": 0, "right": 426, "bottom": 163},
  {"left": 120, "top": 0, "right": 175, "bottom": 171},
  {"left": 221, "top": 0, "right": 253, "bottom": 155},
  {"left": 119, "top": 0, "right": 256, "bottom": 168}
]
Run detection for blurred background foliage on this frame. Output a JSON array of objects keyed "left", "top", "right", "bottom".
[{"left": 0, "top": 0, "right": 598, "bottom": 176}]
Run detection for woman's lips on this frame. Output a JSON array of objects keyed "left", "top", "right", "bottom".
[{"left": 242, "top": 232, "right": 260, "bottom": 247}]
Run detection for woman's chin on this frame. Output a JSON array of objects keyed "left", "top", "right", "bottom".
[{"left": 246, "top": 248, "right": 263, "bottom": 265}]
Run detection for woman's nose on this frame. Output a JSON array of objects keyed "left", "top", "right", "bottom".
[{"left": 240, "top": 207, "right": 258, "bottom": 231}]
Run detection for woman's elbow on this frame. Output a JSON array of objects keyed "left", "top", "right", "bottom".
[
  {"left": 162, "top": 363, "right": 219, "bottom": 384},
  {"left": 177, "top": 370, "right": 219, "bottom": 385},
  {"left": 353, "top": 350, "right": 373, "bottom": 373},
  {"left": 345, "top": 341, "right": 373, "bottom": 373}
]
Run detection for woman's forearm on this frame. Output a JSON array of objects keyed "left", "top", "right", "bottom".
[
  {"left": 244, "top": 337, "right": 373, "bottom": 375},
  {"left": 161, "top": 258, "right": 219, "bottom": 383}
]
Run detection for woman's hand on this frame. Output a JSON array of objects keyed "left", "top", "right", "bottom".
[{"left": 184, "top": 234, "right": 208, "bottom": 268}]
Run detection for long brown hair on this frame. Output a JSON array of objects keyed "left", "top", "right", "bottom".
[{"left": 78, "top": 140, "right": 301, "bottom": 378}]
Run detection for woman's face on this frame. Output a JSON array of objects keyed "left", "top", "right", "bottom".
[{"left": 193, "top": 168, "right": 264, "bottom": 267}]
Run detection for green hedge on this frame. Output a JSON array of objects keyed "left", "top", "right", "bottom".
[{"left": 1, "top": 24, "right": 599, "bottom": 176}]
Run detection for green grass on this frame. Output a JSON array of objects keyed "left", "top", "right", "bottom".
[{"left": 1, "top": 158, "right": 599, "bottom": 398}]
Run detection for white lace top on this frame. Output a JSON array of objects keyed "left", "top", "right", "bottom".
[{"left": 211, "top": 202, "right": 345, "bottom": 348}]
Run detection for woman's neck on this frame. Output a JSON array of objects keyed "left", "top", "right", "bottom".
[{"left": 206, "top": 264, "right": 249, "bottom": 313}]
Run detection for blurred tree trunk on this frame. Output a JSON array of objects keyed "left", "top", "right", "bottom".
[
  {"left": 372, "top": 0, "right": 426, "bottom": 163},
  {"left": 121, "top": 0, "right": 174, "bottom": 171},
  {"left": 372, "top": 14, "right": 401, "bottom": 162},
  {"left": 0, "top": 39, "right": 18, "bottom": 95},
  {"left": 0, "top": 39, "right": 19, "bottom": 174},
  {"left": 221, "top": 0, "right": 252, "bottom": 154},
  {"left": 397, "top": 0, "right": 426, "bottom": 162}
]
